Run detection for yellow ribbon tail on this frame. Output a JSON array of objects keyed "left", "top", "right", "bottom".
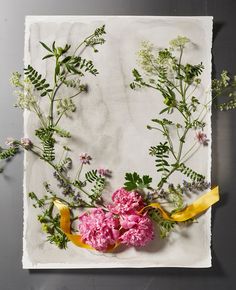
[
  {"left": 141, "top": 186, "right": 220, "bottom": 222},
  {"left": 54, "top": 200, "right": 93, "bottom": 250},
  {"left": 53, "top": 200, "right": 119, "bottom": 251}
]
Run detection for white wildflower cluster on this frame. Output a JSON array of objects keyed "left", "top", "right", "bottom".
[
  {"left": 169, "top": 35, "right": 190, "bottom": 49},
  {"left": 10, "top": 72, "right": 37, "bottom": 110}
]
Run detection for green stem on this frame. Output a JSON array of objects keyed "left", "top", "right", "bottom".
[
  {"left": 180, "top": 141, "right": 198, "bottom": 163},
  {"left": 75, "top": 163, "right": 83, "bottom": 181},
  {"left": 49, "top": 82, "right": 63, "bottom": 127}
]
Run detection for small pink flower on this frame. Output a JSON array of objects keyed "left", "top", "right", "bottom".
[
  {"left": 5, "top": 137, "right": 16, "bottom": 147},
  {"left": 20, "top": 137, "right": 32, "bottom": 149},
  {"left": 119, "top": 213, "right": 154, "bottom": 247},
  {"left": 108, "top": 188, "right": 144, "bottom": 214},
  {"left": 78, "top": 208, "right": 119, "bottom": 251},
  {"left": 98, "top": 168, "right": 112, "bottom": 178},
  {"left": 79, "top": 153, "right": 92, "bottom": 165},
  {"left": 196, "top": 131, "right": 209, "bottom": 146}
]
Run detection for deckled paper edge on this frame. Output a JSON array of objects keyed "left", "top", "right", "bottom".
[
  {"left": 22, "top": 15, "right": 214, "bottom": 269},
  {"left": 22, "top": 16, "right": 31, "bottom": 269},
  {"left": 208, "top": 15, "right": 214, "bottom": 268}
]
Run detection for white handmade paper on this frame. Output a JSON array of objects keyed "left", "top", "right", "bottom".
[{"left": 23, "top": 16, "right": 213, "bottom": 268}]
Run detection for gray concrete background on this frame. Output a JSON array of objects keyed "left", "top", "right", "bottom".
[{"left": 0, "top": 0, "right": 235, "bottom": 289}]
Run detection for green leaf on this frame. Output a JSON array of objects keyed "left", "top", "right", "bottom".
[
  {"left": 42, "top": 54, "right": 54, "bottom": 60},
  {"left": 24, "top": 65, "right": 52, "bottom": 96},
  {"left": 0, "top": 147, "right": 18, "bottom": 159},
  {"left": 39, "top": 41, "right": 52, "bottom": 52},
  {"left": 159, "top": 107, "right": 169, "bottom": 114},
  {"left": 124, "top": 172, "right": 152, "bottom": 191},
  {"left": 61, "top": 56, "right": 72, "bottom": 64},
  {"left": 53, "top": 126, "right": 71, "bottom": 138}
]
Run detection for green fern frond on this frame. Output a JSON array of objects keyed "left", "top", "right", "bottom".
[
  {"left": 178, "top": 163, "right": 205, "bottom": 182},
  {"left": 53, "top": 126, "right": 71, "bottom": 138},
  {"left": 0, "top": 147, "right": 18, "bottom": 159},
  {"left": 24, "top": 65, "right": 52, "bottom": 97},
  {"left": 35, "top": 127, "right": 55, "bottom": 161},
  {"left": 64, "top": 57, "right": 98, "bottom": 76},
  {"left": 85, "top": 170, "right": 106, "bottom": 199},
  {"left": 149, "top": 142, "right": 170, "bottom": 175},
  {"left": 85, "top": 170, "right": 99, "bottom": 183}
]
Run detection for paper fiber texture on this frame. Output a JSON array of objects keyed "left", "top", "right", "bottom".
[{"left": 23, "top": 16, "right": 213, "bottom": 268}]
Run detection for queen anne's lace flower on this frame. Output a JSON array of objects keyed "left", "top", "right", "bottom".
[
  {"left": 108, "top": 188, "right": 144, "bottom": 214},
  {"left": 119, "top": 213, "right": 154, "bottom": 247},
  {"left": 78, "top": 208, "right": 119, "bottom": 251}
]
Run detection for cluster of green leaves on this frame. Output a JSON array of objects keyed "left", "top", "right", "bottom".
[
  {"left": 124, "top": 172, "right": 152, "bottom": 191},
  {"left": 212, "top": 70, "right": 236, "bottom": 110},
  {"left": 149, "top": 141, "right": 170, "bottom": 185},
  {"left": 28, "top": 192, "right": 69, "bottom": 249},
  {"left": 84, "top": 170, "right": 106, "bottom": 201},
  {"left": 0, "top": 146, "right": 19, "bottom": 160},
  {"left": 178, "top": 163, "right": 205, "bottom": 182},
  {"left": 24, "top": 65, "right": 52, "bottom": 97},
  {"left": 149, "top": 209, "right": 176, "bottom": 239}
]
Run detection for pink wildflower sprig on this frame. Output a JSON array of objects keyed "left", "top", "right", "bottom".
[
  {"left": 20, "top": 137, "right": 33, "bottom": 149},
  {"left": 79, "top": 153, "right": 92, "bottom": 165},
  {"left": 195, "top": 131, "right": 209, "bottom": 146}
]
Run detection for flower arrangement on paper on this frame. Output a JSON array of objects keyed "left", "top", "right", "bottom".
[{"left": 0, "top": 26, "right": 219, "bottom": 252}]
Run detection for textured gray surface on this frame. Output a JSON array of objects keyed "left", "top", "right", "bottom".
[{"left": 0, "top": 0, "right": 235, "bottom": 289}]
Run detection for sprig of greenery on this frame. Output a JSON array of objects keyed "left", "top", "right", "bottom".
[
  {"left": 212, "top": 70, "right": 236, "bottom": 110},
  {"left": 0, "top": 146, "right": 19, "bottom": 160},
  {"left": 8, "top": 26, "right": 108, "bottom": 247},
  {"left": 127, "top": 36, "right": 211, "bottom": 237},
  {"left": 130, "top": 36, "right": 208, "bottom": 190},
  {"left": 84, "top": 170, "right": 106, "bottom": 201},
  {"left": 149, "top": 209, "right": 176, "bottom": 239}
]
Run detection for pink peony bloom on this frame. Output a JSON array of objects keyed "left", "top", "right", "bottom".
[
  {"left": 108, "top": 188, "right": 144, "bottom": 214},
  {"left": 78, "top": 208, "right": 119, "bottom": 251},
  {"left": 20, "top": 137, "right": 33, "bottom": 149},
  {"left": 79, "top": 153, "right": 92, "bottom": 165},
  {"left": 195, "top": 131, "right": 209, "bottom": 146},
  {"left": 119, "top": 213, "right": 154, "bottom": 247}
]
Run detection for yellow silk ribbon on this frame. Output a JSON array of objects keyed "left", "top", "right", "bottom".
[
  {"left": 140, "top": 186, "right": 220, "bottom": 221},
  {"left": 53, "top": 200, "right": 119, "bottom": 251},
  {"left": 54, "top": 186, "right": 219, "bottom": 250},
  {"left": 54, "top": 200, "right": 93, "bottom": 249}
]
